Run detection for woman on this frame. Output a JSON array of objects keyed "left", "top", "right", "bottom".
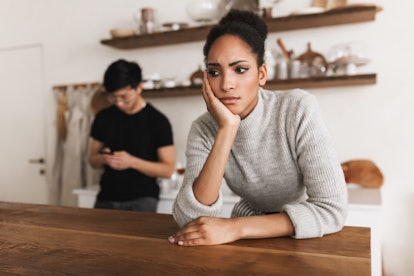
[{"left": 169, "top": 10, "right": 347, "bottom": 246}]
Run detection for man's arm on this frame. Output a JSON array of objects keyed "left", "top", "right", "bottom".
[
  {"left": 128, "top": 145, "right": 176, "bottom": 178},
  {"left": 106, "top": 145, "right": 176, "bottom": 178},
  {"left": 88, "top": 138, "right": 106, "bottom": 168}
]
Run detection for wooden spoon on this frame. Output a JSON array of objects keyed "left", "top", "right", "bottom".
[{"left": 276, "top": 38, "right": 291, "bottom": 61}]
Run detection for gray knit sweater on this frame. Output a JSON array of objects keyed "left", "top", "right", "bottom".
[{"left": 173, "top": 88, "right": 348, "bottom": 239}]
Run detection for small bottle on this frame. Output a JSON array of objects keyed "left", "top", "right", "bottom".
[
  {"left": 276, "top": 59, "right": 288, "bottom": 80},
  {"left": 136, "top": 8, "right": 157, "bottom": 34},
  {"left": 289, "top": 60, "right": 301, "bottom": 79},
  {"left": 265, "top": 50, "right": 276, "bottom": 80}
]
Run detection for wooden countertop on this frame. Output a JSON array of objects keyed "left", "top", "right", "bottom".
[{"left": 0, "top": 202, "right": 371, "bottom": 275}]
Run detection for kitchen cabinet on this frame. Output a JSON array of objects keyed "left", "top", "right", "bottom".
[
  {"left": 99, "top": 5, "right": 380, "bottom": 98},
  {"left": 346, "top": 185, "right": 383, "bottom": 276}
]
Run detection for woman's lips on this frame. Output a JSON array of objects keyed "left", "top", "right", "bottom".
[{"left": 220, "top": 97, "right": 240, "bottom": 105}]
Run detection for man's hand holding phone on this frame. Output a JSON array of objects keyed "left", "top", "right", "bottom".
[
  {"left": 100, "top": 148, "right": 134, "bottom": 171},
  {"left": 99, "top": 148, "right": 113, "bottom": 155}
]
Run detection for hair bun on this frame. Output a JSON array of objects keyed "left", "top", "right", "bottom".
[{"left": 219, "top": 9, "right": 268, "bottom": 40}]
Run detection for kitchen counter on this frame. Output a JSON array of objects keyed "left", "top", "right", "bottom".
[
  {"left": 73, "top": 183, "right": 383, "bottom": 275},
  {"left": 73, "top": 181, "right": 241, "bottom": 217},
  {"left": 0, "top": 201, "right": 371, "bottom": 275}
]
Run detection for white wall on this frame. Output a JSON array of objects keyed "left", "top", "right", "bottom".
[{"left": 1, "top": 0, "right": 413, "bottom": 275}]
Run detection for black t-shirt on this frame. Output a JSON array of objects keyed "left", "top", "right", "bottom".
[{"left": 90, "top": 103, "right": 173, "bottom": 201}]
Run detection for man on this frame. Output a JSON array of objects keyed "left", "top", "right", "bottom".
[{"left": 88, "top": 59, "right": 176, "bottom": 212}]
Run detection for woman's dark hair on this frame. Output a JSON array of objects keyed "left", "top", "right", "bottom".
[
  {"left": 103, "top": 59, "right": 142, "bottom": 93},
  {"left": 203, "top": 9, "right": 268, "bottom": 66}
]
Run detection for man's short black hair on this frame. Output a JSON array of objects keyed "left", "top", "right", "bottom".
[{"left": 103, "top": 59, "right": 142, "bottom": 93}]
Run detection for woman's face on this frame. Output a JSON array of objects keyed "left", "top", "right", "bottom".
[{"left": 206, "top": 35, "right": 267, "bottom": 119}]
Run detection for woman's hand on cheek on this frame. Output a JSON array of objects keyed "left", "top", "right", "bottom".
[
  {"left": 168, "top": 217, "right": 239, "bottom": 246},
  {"left": 202, "top": 73, "right": 240, "bottom": 128}
]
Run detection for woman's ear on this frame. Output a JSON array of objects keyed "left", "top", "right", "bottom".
[{"left": 259, "top": 64, "right": 267, "bottom": 86}]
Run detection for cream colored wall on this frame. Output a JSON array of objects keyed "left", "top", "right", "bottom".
[{"left": 1, "top": 0, "right": 413, "bottom": 275}]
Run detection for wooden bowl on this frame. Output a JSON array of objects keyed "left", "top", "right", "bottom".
[{"left": 110, "top": 28, "right": 136, "bottom": 38}]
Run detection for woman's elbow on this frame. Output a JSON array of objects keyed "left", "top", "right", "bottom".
[{"left": 328, "top": 202, "right": 348, "bottom": 234}]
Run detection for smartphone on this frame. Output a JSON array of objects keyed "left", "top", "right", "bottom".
[{"left": 99, "top": 149, "right": 113, "bottom": 155}]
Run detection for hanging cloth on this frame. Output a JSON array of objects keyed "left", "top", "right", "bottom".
[{"left": 51, "top": 83, "right": 103, "bottom": 206}]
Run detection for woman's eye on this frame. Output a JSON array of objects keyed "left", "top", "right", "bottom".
[
  {"left": 236, "top": 67, "right": 248, "bottom": 73},
  {"left": 207, "top": 70, "right": 220, "bottom": 77}
]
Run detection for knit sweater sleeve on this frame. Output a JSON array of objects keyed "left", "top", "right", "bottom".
[
  {"left": 172, "top": 115, "right": 223, "bottom": 227},
  {"left": 282, "top": 92, "right": 348, "bottom": 239}
]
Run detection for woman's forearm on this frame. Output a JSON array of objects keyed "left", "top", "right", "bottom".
[
  {"left": 168, "top": 213, "right": 295, "bottom": 246},
  {"left": 234, "top": 213, "right": 295, "bottom": 240},
  {"left": 193, "top": 125, "right": 239, "bottom": 205}
]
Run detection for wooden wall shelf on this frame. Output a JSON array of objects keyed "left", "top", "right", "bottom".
[
  {"left": 101, "top": 5, "right": 379, "bottom": 50},
  {"left": 142, "top": 73, "right": 376, "bottom": 98},
  {"left": 97, "top": 5, "right": 379, "bottom": 99}
]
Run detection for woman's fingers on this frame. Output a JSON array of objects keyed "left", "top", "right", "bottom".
[
  {"left": 202, "top": 72, "right": 214, "bottom": 107},
  {"left": 168, "top": 219, "right": 207, "bottom": 245},
  {"left": 169, "top": 231, "right": 204, "bottom": 246},
  {"left": 168, "top": 217, "right": 237, "bottom": 246}
]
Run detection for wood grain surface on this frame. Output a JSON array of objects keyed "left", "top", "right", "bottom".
[{"left": 0, "top": 202, "right": 370, "bottom": 275}]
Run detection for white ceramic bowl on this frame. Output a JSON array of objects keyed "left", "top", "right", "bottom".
[{"left": 186, "top": 0, "right": 221, "bottom": 22}]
